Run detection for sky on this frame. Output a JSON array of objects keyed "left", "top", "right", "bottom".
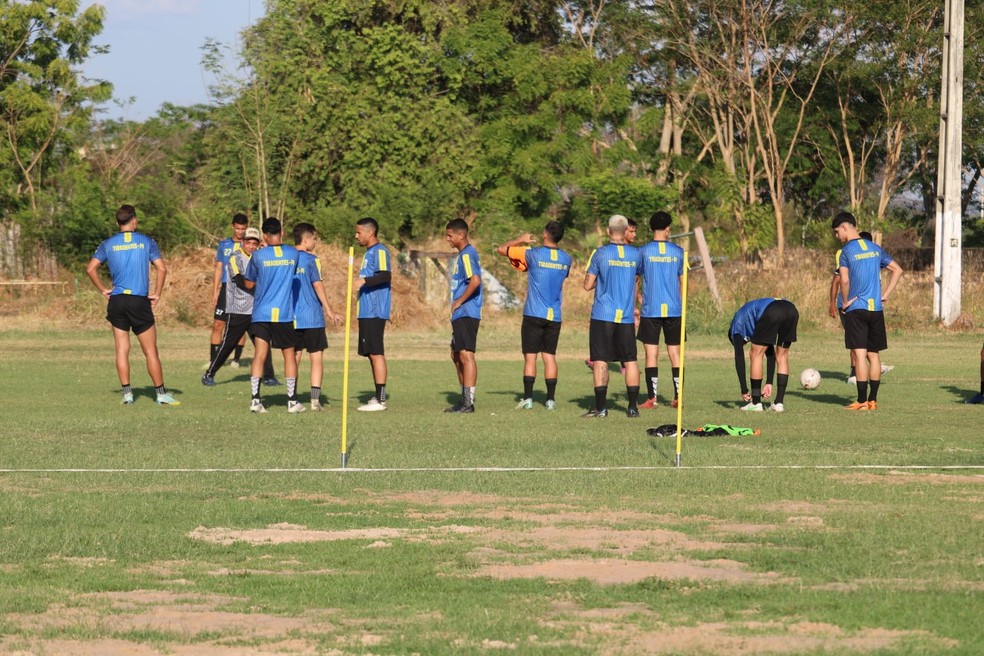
[{"left": 81, "top": 0, "right": 266, "bottom": 121}]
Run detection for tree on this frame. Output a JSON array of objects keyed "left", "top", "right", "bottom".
[{"left": 0, "top": 0, "right": 110, "bottom": 275}]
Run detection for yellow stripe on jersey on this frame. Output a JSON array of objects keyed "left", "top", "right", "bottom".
[
  {"left": 617, "top": 245, "right": 624, "bottom": 258},
  {"left": 868, "top": 298, "right": 875, "bottom": 311},
  {"left": 379, "top": 249, "right": 388, "bottom": 271},
  {"left": 274, "top": 246, "right": 283, "bottom": 257},
  {"left": 124, "top": 233, "right": 132, "bottom": 243},
  {"left": 234, "top": 242, "right": 242, "bottom": 252},
  {"left": 859, "top": 239, "right": 869, "bottom": 251},
  {"left": 272, "top": 308, "right": 280, "bottom": 322},
  {"left": 316, "top": 258, "right": 323, "bottom": 275},
  {"left": 462, "top": 254, "right": 473, "bottom": 278},
  {"left": 834, "top": 248, "right": 842, "bottom": 269},
  {"left": 586, "top": 249, "right": 597, "bottom": 269},
  {"left": 659, "top": 242, "right": 666, "bottom": 255},
  {"left": 547, "top": 307, "right": 554, "bottom": 321},
  {"left": 230, "top": 254, "right": 241, "bottom": 276},
  {"left": 123, "top": 289, "right": 131, "bottom": 294},
  {"left": 550, "top": 249, "right": 558, "bottom": 261},
  {"left": 615, "top": 309, "right": 624, "bottom": 323},
  {"left": 661, "top": 303, "right": 668, "bottom": 317}
]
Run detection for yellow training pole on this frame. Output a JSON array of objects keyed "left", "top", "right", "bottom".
[
  {"left": 675, "top": 251, "right": 690, "bottom": 467},
  {"left": 341, "top": 247, "right": 355, "bottom": 468}
]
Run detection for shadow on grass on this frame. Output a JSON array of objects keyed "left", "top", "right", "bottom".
[{"left": 940, "top": 384, "right": 980, "bottom": 403}]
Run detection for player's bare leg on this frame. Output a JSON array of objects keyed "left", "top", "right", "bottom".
[
  {"left": 134, "top": 325, "right": 164, "bottom": 387},
  {"left": 747, "top": 343, "right": 767, "bottom": 406},
  {"left": 523, "top": 353, "right": 538, "bottom": 378},
  {"left": 113, "top": 326, "right": 132, "bottom": 387}
]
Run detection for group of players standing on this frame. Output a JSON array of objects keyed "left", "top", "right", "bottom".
[{"left": 90, "top": 205, "right": 976, "bottom": 413}]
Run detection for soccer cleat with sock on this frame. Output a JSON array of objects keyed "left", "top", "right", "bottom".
[
  {"left": 287, "top": 400, "right": 306, "bottom": 414},
  {"left": 156, "top": 393, "right": 180, "bottom": 406},
  {"left": 444, "top": 403, "right": 474, "bottom": 414},
  {"left": 626, "top": 407, "right": 640, "bottom": 418},
  {"left": 515, "top": 398, "right": 533, "bottom": 410},
  {"left": 670, "top": 399, "right": 679, "bottom": 409},
  {"left": 581, "top": 408, "right": 608, "bottom": 418},
  {"left": 965, "top": 392, "right": 984, "bottom": 404},
  {"left": 843, "top": 401, "right": 868, "bottom": 411},
  {"left": 121, "top": 392, "right": 134, "bottom": 405},
  {"left": 358, "top": 398, "right": 387, "bottom": 412},
  {"left": 545, "top": 400, "right": 556, "bottom": 410},
  {"left": 250, "top": 399, "right": 267, "bottom": 414},
  {"left": 310, "top": 400, "right": 323, "bottom": 412},
  {"left": 638, "top": 397, "right": 657, "bottom": 410},
  {"left": 740, "top": 402, "right": 763, "bottom": 412},
  {"left": 768, "top": 402, "right": 784, "bottom": 413},
  {"left": 201, "top": 374, "right": 215, "bottom": 387}
]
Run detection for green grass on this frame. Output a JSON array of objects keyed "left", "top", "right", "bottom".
[{"left": 0, "top": 326, "right": 981, "bottom": 654}]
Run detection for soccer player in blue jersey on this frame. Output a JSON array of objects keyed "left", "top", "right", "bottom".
[
  {"left": 293, "top": 223, "right": 343, "bottom": 411},
  {"left": 729, "top": 297, "right": 799, "bottom": 412},
  {"left": 445, "top": 218, "right": 483, "bottom": 413},
  {"left": 497, "top": 221, "right": 572, "bottom": 410},
  {"left": 244, "top": 217, "right": 303, "bottom": 414},
  {"left": 85, "top": 204, "right": 179, "bottom": 405},
  {"left": 833, "top": 212, "right": 903, "bottom": 411},
  {"left": 583, "top": 215, "right": 642, "bottom": 418},
  {"left": 209, "top": 213, "right": 248, "bottom": 367},
  {"left": 355, "top": 217, "right": 392, "bottom": 412},
  {"left": 637, "top": 211, "right": 685, "bottom": 410}
]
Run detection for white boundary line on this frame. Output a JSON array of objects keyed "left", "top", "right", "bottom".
[{"left": 0, "top": 465, "right": 982, "bottom": 474}]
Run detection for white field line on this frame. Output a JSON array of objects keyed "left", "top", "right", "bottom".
[{"left": 0, "top": 465, "right": 982, "bottom": 474}]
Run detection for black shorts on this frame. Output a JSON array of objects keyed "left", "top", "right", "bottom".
[
  {"left": 842, "top": 309, "right": 888, "bottom": 352},
  {"left": 213, "top": 283, "right": 228, "bottom": 321},
  {"left": 358, "top": 318, "right": 386, "bottom": 356},
  {"left": 450, "top": 317, "right": 480, "bottom": 353},
  {"left": 521, "top": 316, "right": 562, "bottom": 355},
  {"left": 637, "top": 316, "right": 682, "bottom": 346},
  {"left": 249, "top": 322, "right": 297, "bottom": 350},
  {"left": 106, "top": 294, "right": 155, "bottom": 335},
  {"left": 589, "top": 319, "right": 637, "bottom": 363},
  {"left": 294, "top": 327, "right": 328, "bottom": 353},
  {"left": 751, "top": 299, "right": 799, "bottom": 347}
]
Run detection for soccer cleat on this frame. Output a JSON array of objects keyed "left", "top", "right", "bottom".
[
  {"left": 843, "top": 401, "right": 868, "bottom": 411},
  {"left": 310, "top": 400, "right": 323, "bottom": 412},
  {"left": 581, "top": 408, "right": 608, "bottom": 418},
  {"left": 358, "top": 398, "right": 387, "bottom": 412},
  {"left": 846, "top": 375, "right": 857, "bottom": 385},
  {"left": 515, "top": 398, "right": 533, "bottom": 410},
  {"left": 965, "top": 392, "right": 984, "bottom": 405},
  {"left": 768, "top": 402, "right": 784, "bottom": 413},
  {"left": 638, "top": 397, "right": 657, "bottom": 410},
  {"left": 626, "top": 407, "right": 640, "bottom": 418},
  {"left": 201, "top": 374, "right": 216, "bottom": 387},
  {"left": 250, "top": 399, "right": 268, "bottom": 414},
  {"left": 156, "top": 393, "right": 180, "bottom": 406},
  {"left": 545, "top": 400, "right": 556, "bottom": 410},
  {"left": 263, "top": 377, "right": 281, "bottom": 386},
  {"left": 121, "top": 392, "right": 134, "bottom": 405},
  {"left": 670, "top": 399, "right": 679, "bottom": 409},
  {"left": 864, "top": 400, "right": 877, "bottom": 411},
  {"left": 444, "top": 403, "right": 474, "bottom": 414},
  {"left": 740, "top": 402, "right": 763, "bottom": 412},
  {"left": 287, "top": 400, "right": 307, "bottom": 414},
  {"left": 228, "top": 360, "right": 240, "bottom": 368},
  {"left": 881, "top": 364, "right": 894, "bottom": 375}
]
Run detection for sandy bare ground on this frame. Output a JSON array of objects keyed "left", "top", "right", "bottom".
[{"left": 2, "top": 490, "right": 968, "bottom": 655}]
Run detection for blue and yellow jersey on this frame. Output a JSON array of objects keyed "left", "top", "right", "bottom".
[
  {"left": 838, "top": 238, "right": 893, "bottom": 312},
  {"left": 214, "top": 237, "right": 242, "bottom": 284},
  {"left": 729, "top": 297, "right": 779, "bottom": 342},
  {"left": 451, "top": 244, "right": 483, "bottom": 320},
  {"left": 245, "top": 244, "right": 298, "bottom": 323},
  {"left": 507, "top": 246, "right": 571, "bottom": 322},
  {"left": 292, "top": 250, "right": 325, "bottom": 329},
  {"left": 358, "top": 242, "right": 392, "bottom": 320},
  {"left": 586, "top": 242, "right": 640, "bottom": 324},
  {"left": 638, "top": 239, "right": 685, "bottom": 318},
  {"left": 92, "top": 231, "right": 162, "bottom": 297}
]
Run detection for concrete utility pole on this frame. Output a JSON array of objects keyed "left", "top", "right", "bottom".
[{"left": 934, "top": 0, "right": 964, "bottom": 325}]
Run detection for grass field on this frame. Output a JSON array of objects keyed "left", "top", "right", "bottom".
[{"left": 0, "top": 325, "right": 981, "bottom": 655}]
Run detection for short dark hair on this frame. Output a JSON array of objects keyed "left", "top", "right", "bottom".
[
  {"left": 357, "top": 217, "right": 379, "bottom": 236},
  {"left": 232, "top": 213, "right": 248, "bottom": 226},
  {"left": 115, "top": 204, "right": 136, "bottom": 225},
  {"left": 831, "top": 211, "right": 856, "bottom": 229},
  {"left": 627, "top": 218, "right": 638, "bottom": 228},
  {"left": 446, "top": 218, "right": 469, "bottom": 234},
  {"left": 262, "top": 217, "right": 282, "bottom": 235},
  {"left": 544, "top": 220, "right": 564, "bottom": 243},
  {"left": 859, "top": 231, "right": 873, "bottom": 241},
  {"left": 649, "top": 211, "right": 672, "bottom": 231},
  {"left": 293, "top": 222, "right": 316, "bottom": 244}
]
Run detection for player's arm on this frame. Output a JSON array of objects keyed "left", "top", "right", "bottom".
[
  {"left": 732, "top": 334, "right": 749, "bottom": 397},
  {"left": 881, "top": 260, "right": 903, "bottom": 301},
  {"left": 583, "top": 272, "right": 597, "bottom": 291},
  {"left": 451, "top": 274, "right": 481, "bottom": 311},
  {"left": 211, "top": 259, "right": 223, "bottom": 306},
  {"left": 828, "top": 273, "right": 840, "bottom": 318},
  {"left": 361, "top": 270, "right": 391, "bottom": 288},
  {"left": 150, "top": 257, "right": 167, "bottom": 305},
  {"left": 312, "top": 279, "right": 343, "bottom": 326},
  {"left": 495, "top": 233, "right": 535, "bottom": 256},
  {"left": 85, "top": 258, "right": 111, "bottom": 298},
  {"left": 838, "top": 266, "right": 855, "bottom": 310}
]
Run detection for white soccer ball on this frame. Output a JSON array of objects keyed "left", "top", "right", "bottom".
[{"left": 800, "top": 368, "right": 821, "bottom": 390}]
